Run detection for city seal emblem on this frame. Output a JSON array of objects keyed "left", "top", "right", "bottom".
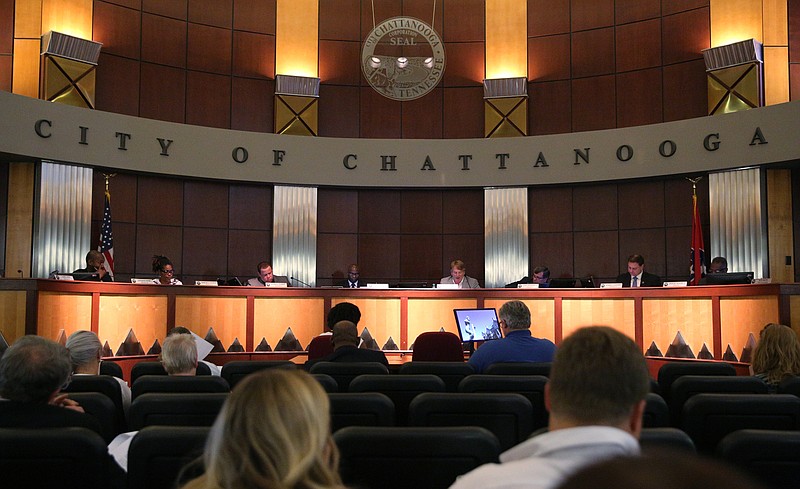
[{"left": 362, "top": 16, "right": 446, "bottom": 101}]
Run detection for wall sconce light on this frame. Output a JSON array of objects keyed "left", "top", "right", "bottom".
[
  {"left": 40, "top": 31, "right": 102, "bottom": 108},
  {"left": 702, "top": 39, "right": 763, "bottom": 115},
  {"left": 275, "top": 74, "right": 320, "bottom": 136},
  {"left": 483, "top": 77, "right": 528, "bottom": 138}
]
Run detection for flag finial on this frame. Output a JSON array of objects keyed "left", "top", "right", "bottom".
[
  {"left": 686, "top": 176, "right": 703, "bottom": 195},
  {"left": 102, "top": 172, "right": 116, "bottom": 192}
]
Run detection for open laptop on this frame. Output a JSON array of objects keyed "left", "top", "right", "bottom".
[{"left": 453, "top": 308, "right": 502, "bottom": 343}]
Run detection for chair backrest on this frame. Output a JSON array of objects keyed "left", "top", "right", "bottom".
[
  {"left": 639, "top": 427, "right": 696, "bottom": 453},
  {"left": 398, "top": 361, "right": 476, "bottom": 392},
  {"left": 307, "top": 334, "right": 334, "bottom": 361},
  {"left": 681, "top": 393, "right": 800, "bottom": 453},
  {"left": 127, "top": 426, "right": 210, "bottom": 489},
  {"left": 328, "top": 392, "right": 396, "bottom": 431},
  {"left": 99, "top": 360, "right": 124, "bottom": 379},
  {"left": 0, "top": 427, "right": 111, "bottom": 489},
  {"left": 128, "top": 392, "right": 229, "bottom": 430},
  {"left": 717, "top": 429, "right": 800, "bottom": 489},
  {"left": 66, "top": 392, "right": 121, "bottom": 443},
  {"left": 220, "top": 360, "right": 295, "bottom": 389},
  {"left": 63, "top": 375, "right": 127, "bottom": 433},
  {"left": 131, "top": 375, "right": 230, "bottom": 399},
  {"left": 643, "top": 392, "right": 669, "bottom": 428},
  {"left": 458, "top": 374, "right": 549, "bottom": 431},
  {"left": 411, "top": 332, "right": 465, "bottom": 362},
  {"left": 334, "top": 426, "right": 501, "bottom": 489},
  {"left": 308, "top": 361, "right": 389, "bottom": 392},
  {"left": 312, "top": 373, "right": 339, "bottom": 393},
  {"left": 408, "top": 392, "right": 534, "bottom": 451},
  {"left": 669, "top": 375, "right": 768, "bottom": 425},
  {"left": 657, "top": 361, "right": 736, "bottom": 403},
  {"left": 349, "top": 374, "right": 446, "bottom": 425},
  {"left": 484, "top": 362, "right": 552, "bottom": 377},
  {"left": 778, "top": 375, "right": 800, "bottom": 397},
  {"left": 131, "top": 361, "right": 211, "bottom": 384}
]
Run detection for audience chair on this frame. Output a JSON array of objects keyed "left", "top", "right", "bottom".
[
  {"left": 408, "top": 392, "right": 534, "bottom": 451},
  {"left": 681, "top": 393, "right": 800, "bottom": 453},
  {"left": 778, "top": 375, "right": 800, "bottom": 397},
  {"left": 131, "top": 374, "right": 230, "bottom": 399},
  {"left": 717, "top": 429, "right": 800, "bottom": 489},
  {"left": 306, "top": 334, "right": 334, "bottom": 361},
  {"left": 639, "top": 427, "right": 696, "bottom": 453},
  {"left": 130, "top": 361, "right": 211, "bottom": 384},
  {"left": 411, "top": 332, "right": 465, "bottom": 362},
  {"left": 335, "top": 426, "right": 501, "bottom": 489},
  {"left": 484, "top": 362, "right": 552, "bottom": 377},
  {"left": 127, "top": 426, "right": 210, "bottom": 489},
  {"left": 349, "top": 374, "right": 446, "bottom": 425},
  {"left": 313, "top": 373, "right": 339, "bottom": 393},
  {"left": 669, "top": 375, "right": 768, "bottom": 425},
  {"left": 398, "top": 361, "right": 475, "bottom": 392},
  {"left": 128, "top": 392, "right": 228, "bottom": 430},
  {"left": 99, "top": 360, "right": 124, "bottom": 380},
  {"left": 0, "top": 427, "right": 113, "bottom": 489},
  {"left": 328, "top": 392, "right": 396, "bottom": 431},
  {"left": 63, "top": 374, "right": 127, "bottom": 433},
  {"left": 643, "top": 392, "right": 670, "bottom": 428},
  {"left": 656, "top": 361, "right": 736, "bottom": 404},
  {"left": 220, "top": 360, "right": 295, "bottom": 389},
  {"left": 458, "top": 374, "right": 549, "bottom": 431},
  {"left": 67, "top": 392, "right": 122, "bottom": 443},
  {"left": 308, "top": 361, "right": 389, "bottom": 392}
]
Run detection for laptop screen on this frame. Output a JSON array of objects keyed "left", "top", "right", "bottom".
[{"left": 453, "top": 308, "right": 502, "bottom": 343}]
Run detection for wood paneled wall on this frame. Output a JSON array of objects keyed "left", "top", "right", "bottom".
[{"left": 791, "top": 0, "right": 800, "bottom": 100}]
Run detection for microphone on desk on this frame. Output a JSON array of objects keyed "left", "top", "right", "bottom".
[
  {"left": 290, "top": 276, "right": 312, "bottom": 287},
  {"left": 49, "top": 269, "right": 60, "bottom": 279}
]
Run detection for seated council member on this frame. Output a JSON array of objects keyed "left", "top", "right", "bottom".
[
  {"left": 152, "top": 255, "right": 182, "bottom": 285},
  {"left": 339, "top": 263, "right": 366, "bottom": 288},
  {"left": 246, "top": 261, "right": 290, "bottom": 286},
  {"left": 440, "top": 259, "right": 481, "bottom": 288},
  {"left": 615, "top": 254, "right": 662, "bottom": 287},
  {"left": 505, "top": 266, "right": 551, "bottom": 288},
  {"left": 708, "top": 256, "right": 728, "bottom": 274},
  {"left": 73, "top": 250, "right": 113, "bottom": 282}
]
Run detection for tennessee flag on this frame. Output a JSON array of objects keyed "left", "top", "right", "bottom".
[
  {"left": 689, "top": 192, "right": 705, "bottom": 285},
  {"left": 99, "top": 189, "right": 115, "bottom": 278}
]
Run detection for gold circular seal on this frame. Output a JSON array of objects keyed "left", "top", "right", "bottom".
[{"left": 362, "top": 17, "right": 446, "bottom": 101}]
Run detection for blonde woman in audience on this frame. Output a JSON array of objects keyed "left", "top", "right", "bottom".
[
  {"left": 181, "top": 369, "right": 345, "bottom": 489},
  {"left": 751, "top": 323, "right": 800, "bottom": 392},
  {"left": 65, "top": 329, "right": 131, "bottom": 412}
]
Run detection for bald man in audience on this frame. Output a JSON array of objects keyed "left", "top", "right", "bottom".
[{"left": 310, "top": 320, "right": 389, "bottom": 367}]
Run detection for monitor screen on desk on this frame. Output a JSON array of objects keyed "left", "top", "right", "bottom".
[
  {"left": 699, "top": 272, "right": 754, "bottom": 285},
  {"left": 453, "top": 308, "right": 502, "bottom": 343}
]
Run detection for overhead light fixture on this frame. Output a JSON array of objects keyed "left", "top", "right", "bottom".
[
  {"left": 369, "top": 56, "right": 381, "bottom": 69},
  {"left": 423, "top": 57, "right": 434, "bottom": 69},
  {"left": 275, "top": 74, "right": 320, "bottom": 97},
  {"left": 396, "top": 57, "right": 408, "bottom": 69},
  {"left": 41, "top": 31, "right": 102, "bottom": 64}
]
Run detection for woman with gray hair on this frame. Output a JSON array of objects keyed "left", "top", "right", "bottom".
[{"left": 65, "top": 330, "right": 131, "bottom": 411}]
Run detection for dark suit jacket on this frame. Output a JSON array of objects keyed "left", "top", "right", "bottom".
[
  {"left": 338, "top": 279, "right": 366, "bottom": 288},
  {"left": 615, "top": 271, "right": 663, "bottom": 287},
  {"left": 312, "top": 345, "right": 389, "bottom": 367},
  {"left": 72, "top": 266, "right": 113, "bottom": 282}
]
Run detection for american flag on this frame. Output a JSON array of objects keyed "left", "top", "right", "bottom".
[{"left": 99, "top": 189, "right": 114, "bottom": 278}]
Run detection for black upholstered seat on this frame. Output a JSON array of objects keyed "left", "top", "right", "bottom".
[
  {"left": 657, "top": 361, "right": 736, "bottom": 404},
  {"left": 127, "top": 425, "right": 210, "bottom": 489},
  {"left": 484, "top": 361, "right": 552, "bottom": 377},
  {"left": 349, "top": 374, "right": 446, "bottom": 425},
  {"left": 398, "top": 361, "right": 475, "bottom": 392},
  {"left": 63, "top": 374, "right": 127, "bottom": 433},
  {"left": 308, "top": 361, "right": 389, "bottom": 392},
  {"left": 458, "top": 374, "right": 549, "bottom": 431},
  {"left": 328, "top": 392, "right": 396, "bottom": 431},
  {"left": 669, "top": 375, "right": 768, "bottom": 425},
  {"left": 131, "top": 374, "right": 229, "bottom": 399},
  {"left": 128, "top": 392, "right": 228, "bottom": 430},
  {"left": 130, "top": 361, "right": 211, "bottom": 384},
  {"left": 717, "top": 429, "right": 800, "bottom": 489},
  {"left": 220, "top": 360, "right": 295, "bottom": 389}
]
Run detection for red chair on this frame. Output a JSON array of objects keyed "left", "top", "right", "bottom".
[
  {"left": 307, "top": 334, "right": 334, "bottom": 361},
  {"left": 411, "top": 332, "right": 464, "bottom": 362}
]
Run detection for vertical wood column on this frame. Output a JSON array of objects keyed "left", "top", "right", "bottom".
[{"left": 767, "top": 169, "right": 794, "bottom": 282}]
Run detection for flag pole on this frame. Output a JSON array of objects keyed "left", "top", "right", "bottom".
[
  {"left": 687, "top": 177, "right": 704, "bottom": 285},
  {"left": 100, "top": 173, "right": 116, "bottom": 279}
]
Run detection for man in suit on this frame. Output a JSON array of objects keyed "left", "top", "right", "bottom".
[
  {"left": 339, "top": 263, "right": 366, "bottom": 288},
  {"left": 615, "top": 254, "right": 662, "bottom": 287},
  {"left": 246, "top": 261, "right": 290, "bottom": 286},
  {"left": 72, "top": 250, "right": 113, "bottom": 282},
  {"left": 310, "top": 320, "right": 388, "bottom": 367},
  {"left": 440, "top": 259, "right": 481, "bottom": 288}
]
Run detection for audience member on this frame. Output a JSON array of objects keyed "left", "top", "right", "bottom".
[
  {"left": 339, "top": 263, "right": 366, "bottom": 288},
  {"left": 707, "top": 256, "right": 729, "bottom": 274},
  {"left": 152, "top": 255, "right": 182, "bottom": 285},
  {"left": 246, "top": 261, "right": 290, "bottom": 286},
  {"left": 467, "top": 300, "right": 556, "bottom": 373},
  {"left": 309, "top": 321, "right": 388, "bottom": 367},
  {"left": 556, "top": 450, "right": 766, "bottom": 489},
  {"left": 180, "top": 369, "right": 346, "bottom": 489},
  {"left": 307, "top": 302, "right": 362, "bottom": 361},
  {"left": 66, "top": 330, "right": 131, "bottom": 411},
  {"left": 160, "top": 333, "right": 198, "bottom": 375},
  {"left": 615, "top": 254, "right": 662, "bottom": 287},
  {"left": 751, "top": 323, "right": 800, "bottom": 392},
  {"left": 451, "top": 326, "right": 650, "bottom": 489},
  {"left": 73, "top": 249, "right": 113, "bottom": 282},
  {"left": 167, "top": 326, "right": 221, "bottom": 376},
  {"left": 440, "top": 259, "right": 481, "bottom": 288}
]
